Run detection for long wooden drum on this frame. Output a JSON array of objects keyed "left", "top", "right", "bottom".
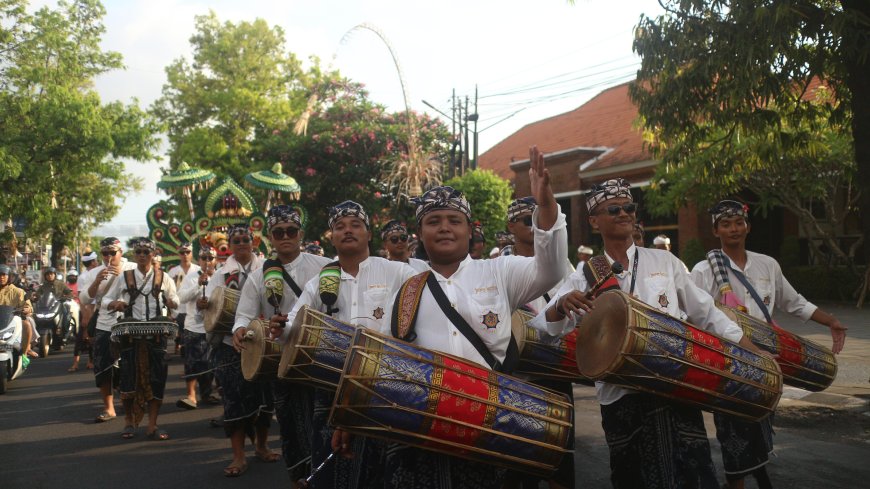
[
  {"left": 278, "top": 306, "right": 357, "bottom": 389},
  {"left": 577, "top": 290, "right": 782, "bottom": 421},
  {"left": 719, "top": 305, "right": 837, "bottom": 392},
  {"left": 511, "top": 310, "right": 589, "bottom": 383},
  {"left": 241, "top": 319, "right": 282, "bottom": 382},
  {"left": 330, "top": 328, "right": 574, "bottom": 477},
  {"left": 203, "top": 287, "right": 240, "bottom": 334}
]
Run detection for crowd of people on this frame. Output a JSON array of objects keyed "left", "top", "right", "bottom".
[{"left": 0, "top": 146, "right": 849, "bottom": 489}]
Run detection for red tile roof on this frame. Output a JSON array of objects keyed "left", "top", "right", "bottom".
[{"left": 478, "top": 81, "right": 652, "bottom": 179}]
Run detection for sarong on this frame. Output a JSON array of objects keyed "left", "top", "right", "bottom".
[
  {"left": 600, "top": 393, "right": 719, "bottom": 489},
  {"left": 92, "top": 330, "right": 118, "bottom": 389},
  {"left": 119, "top": 336, "right": 169, "bottom": 426},
  {"left": 383, "top": 444, "right": 506, "bottom": 489},
  {"left": 213, "top": 342, "right": 274, "bottom": 437},
  {"left": 182, "top": 330, "right": 213, "bottom": 400},
  {"left": 714, "top": 413, "right": 774, "bottom": 478},
  {"left": 273, "top": 380, "right": 315, "bottom": 481}
]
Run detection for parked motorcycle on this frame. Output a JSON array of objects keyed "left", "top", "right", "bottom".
[
  {"left": 0, "top": 305, "right": 27, "bottom": 394},
  {"left": 33, "top": 291, "right": 79, "bottom": 357}
]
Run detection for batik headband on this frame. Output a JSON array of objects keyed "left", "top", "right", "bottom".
[
  {"left": 130, "top": 237, "right": 156, "bottom": 252},
  {"left": 586, "top": 178, "right": 632, "bottom": 213},
  {"left": 227, "top": 223, "right": 253, "bottom": 238},
  {"left": 472, "top": 221, "right": 485, "bottom": 241},
  {"left": 507, "top": 196, "right": 537, "bottom": 221},
  {"left": 199, "top": 245, "right": 216, "bottom": 257},
  {"left": 411, "top": 186, "right": 472, "bottom": 223},
  {"left": 177, "top": 242, "right": 193, "bottom": 252},
  {"left": 267, "top": 205, "right": 302, "bottom": 230},
  {"left": 709, "top": 200, "right": 749, "bottom": 225},
  {"left": 100, "top": 237, "right": 122, "bottom": 251},
  {"left": 328, "top": 200, "right": 369, "bottom": 229},
  {"left": 380, "top": 219, "right": 407, "bottom": 240}
]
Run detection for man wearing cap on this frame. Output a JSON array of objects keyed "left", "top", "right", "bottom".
[
  {"left": 80, "top": 238, "right": 136, "bottom": 423},
  {"left": 470, "top": 221, "right": 486, "bottom": 259},
  {"left": 690, "top": 199, "right": 847, "bottom": 489},
  {"left": 345, "top": 147, "right": 568, "bottom": 488},
  {"left": 576, "top": 245, "right": 593, "bottom": 268},
  {"left": 277, "top": 200, "right": 417, "bottom": 488},
  {"left": 175, "top": 246, "right": 217, "bottom": 410},
  {"left": 535, "top": 180, "right": 769, "bottom": 489},
  {"left": 380, "top": 219, "right": 429, "bottom": 272},
  {"left": 224, "top": 207, "right": 330, "bottom": 479},
  {"left": 168, "top": 242, "right": 200, "bottom": 355},
  {"left": 104, "top": 237, "right": 179, "bottom": 441},
  {"left": 199, "top": 222, "right": 270, "bottom": 476},
  {"left": 653, "top": 234, "right": 672, "bottom": 251}
]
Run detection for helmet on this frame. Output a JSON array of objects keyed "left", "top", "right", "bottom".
[
  {"left": 43, "top": 267, "right": 57, "bottom": 276},
  {"left": 67, "top": 269, "right": 79, "bottom": 277},
  {"left": 0, "top": 264, "right": 9, "bottom": 275}
]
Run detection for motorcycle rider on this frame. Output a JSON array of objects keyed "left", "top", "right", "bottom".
[
  {"left": 35, "top": 267, "right": 74, "bottom": 340},
  {"left": 0, "top": 265, "right": 35, "bottom": 357}
]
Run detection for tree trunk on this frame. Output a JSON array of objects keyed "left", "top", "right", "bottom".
[{"left": 50, "top": 231, "right": 66, "bottom": 271}]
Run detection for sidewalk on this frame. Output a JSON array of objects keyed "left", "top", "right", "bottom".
[{"left": 773, "top": 301, "right": 870, "bottom": 410}]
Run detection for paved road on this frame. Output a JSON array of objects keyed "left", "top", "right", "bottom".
[{"left": 2, "top": 301, "right": 868, "bottom": 489}]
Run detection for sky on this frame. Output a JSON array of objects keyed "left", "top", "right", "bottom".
[{"left": 44, "top": 0, "right": 665, "bottom": 239}]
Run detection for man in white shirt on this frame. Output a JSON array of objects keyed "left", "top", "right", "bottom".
[
  {"left": 380, "top": 219, "right": 429, "bottom": 272},
  {"left": 277, "top": 200, "right": 417, "bottom": 488},
  {"left": 104, "top": 237, "right": 178, "bottom": 441},
  {"left": 168, "top": 242, "right": 200, "bottom": 355},
  {"left": 357, "top": 146, "right": 568, "bottom": 489},
  {"left": 69, "top": 252, "right": 99, "bottom": 372},
  {"left": 80, "top": 238, "right": 136, "bottom": 424},
  {"left": 175, "top": 246, "right": 216, "bottom": 410},
  {"left": 229, "top": 206, "right": 331, "bottom": 480},
  {"left": 690, "top": 199, "right": 847, "bottom": 489},
  {"left": 197, "top": 222, "right": 268, "bottom": 477},
  {"left": 537, "top": 181, "right": 767, "bottom": 489}
]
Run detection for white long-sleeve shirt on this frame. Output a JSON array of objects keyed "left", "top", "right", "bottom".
[
  {"left": 402, "top": 205, "right": 568, "bottom": 369},
  {"left": 80, "top": 260, "right": 137, "bottom": 332},
  {"left": 168, "top": 263, "right": 200, "bottom": 315},
  {"left": 102, "top": 267, "right": 179, "bottom": 323},
  {"left": 690, "top": 250, "right": 817, "bottom": 322},
  {"left": 177, "top": 268, "right": 210, "bottom": 334},
  {"left": 233, "top": 252, "right": 332, "bottom": 334},
  {"left": 203, "top": 254, "right": 264, "bottom": 345},
  {"left": 536, "top": 244, "right": 745, "bottom": 405},
  {"left": 279, "top": 256, "right": 418, "bottom": 344}
]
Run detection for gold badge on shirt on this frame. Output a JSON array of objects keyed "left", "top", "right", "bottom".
[
  {"left": 372, "top": 306, "right": 385, "bottom": 320},
  {"left": 482, "top": 311, "right": 500, "bottom": 329},
  {"left": 658, "top": 293, "right": 669, "bottom": 309}
]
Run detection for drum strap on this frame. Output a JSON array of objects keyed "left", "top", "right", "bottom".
[
  {"left": 123, "top": 269, "right": 163, "bottom": 319},
  {"left": 722, "top": 255, "right": 774, "bottom": 324},
  {"left": 583, "top": 255, "right": 621, "bottom": 298},
  {"left": 391, "top": 271, "right": 429, "bottom": 341}
]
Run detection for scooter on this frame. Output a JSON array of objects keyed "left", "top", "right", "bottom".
[
  {"left": 34, "top": 291, "right": 79, "bottom": 357},
  {"left": 0, "top": 305, "right": 27, "bottom": 394}
]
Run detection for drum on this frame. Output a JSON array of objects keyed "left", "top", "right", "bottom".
[
  {"left": 278, "top": 306, "right": 357, "bottom": 389},
  {"left": 577, "top": 290, "right": 782, "bottom": 421},
  {"left": 110, "top": 318, "right": 178, "bottom": 344},
  {"left": 330, "top": 328, "right": 574, "bottom": 477},
  {"left": 203, "top": 287, "right": 240, "bottom": 334},
  {"left": 511, "top": 309, "right": 589, "bottom": 383},
  {"left": 719, "top": 305, "right": 837, "bottom": 392},
  {"left": 241, "top": 319, "right": 282, "bottom": 382}
]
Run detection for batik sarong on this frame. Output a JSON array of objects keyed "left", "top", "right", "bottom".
[
  {"left": 213, "top": 342, "right": 274, "bottom": 437},
  {"left": 714, "top": 413, "right": 774, "bottom": 478}
]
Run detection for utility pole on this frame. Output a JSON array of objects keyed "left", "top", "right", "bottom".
[
  {"left": 463, "top": 96, "right": 470, "bottom": 175},
  {"left": 472, "top": 85, "right": 479, "bottom": 170}
]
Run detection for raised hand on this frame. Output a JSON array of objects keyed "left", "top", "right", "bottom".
[{"left": 528, "top": 145, "right": 557, "bottom": 230}]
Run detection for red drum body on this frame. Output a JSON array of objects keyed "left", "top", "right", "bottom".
[
  {"left": 330, "top": 328, "right": 573, "bottom": 477},
  {"left": 577, "top": 290, "right": 782, "bottom": 421},
  {"left": 719, "top": 306, "right": 837, "bottom": 392},
  {"left": 278, "top": 306, "right": 357, "bottom": 389},
  {"left": 511, "top": 310, "right": 589, "bottom": 383}
]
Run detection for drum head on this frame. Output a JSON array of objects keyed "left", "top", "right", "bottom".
[
  {"left": 575, "top": 290, "right": 629, "bottom": 379},
  {"left": 203, "top": 287, "right": 225, "bottom": 333},
  {"left": 241, "top": 319, "right": 267, "bottom": 380},
  {"left": 278, "top": 305, "right": 309, "bottom": 378},
  {"left": 510, "top": 310, "right": 531, "bottom": 354}
]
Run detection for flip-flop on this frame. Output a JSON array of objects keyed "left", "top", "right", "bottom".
[
  {"left": 176, "top": 398, "right": 197, "bottom": 410},
  {"left": 121, "top": 425, "right": 135, "bottom": 439},
  {"left": 255, "top": 450, "right": 281, "bottom": 463},
  {"left": 146, "top": 428, "right": 169, "bottom": 441},
  {"left": 223, "top": 461, "right": 248, "bottom": 478},
  {"left": 95, "top": 412, "right": 116, "bottom": 423},
  {"left": 67, "top": 366, "right": 78, "bottom": 372}
]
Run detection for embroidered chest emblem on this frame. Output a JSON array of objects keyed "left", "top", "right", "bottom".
[
  {"left": 763, "top": 295, "right": 771, "bottom": 306},
  {"left": 372, "top": 306, "right": 385, "bottom": 320},
  {"left": 482, "top": 311, "right": 500, "bottom": 329},
  {"left": 658, "top": 293, "right": 670, "bottom": 309}
]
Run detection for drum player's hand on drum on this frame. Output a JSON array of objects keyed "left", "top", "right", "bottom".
[
  {"left": 196, "top": 296, "right": 209, "bottom": 311},
  {"left": 267, "top": 313, "right": 289, "bottom": 340},
  {"left": 548, "top": 291, "right": 594, "bottom": 321},
  {"left": 108, "top": 301, "right": 126, "bottom": 313},
  {"left": 331, "top": 429, "right": 354, "bottom": 459},
  {"left": 232, "top": 327, "right": 247, "bottom": 352}
]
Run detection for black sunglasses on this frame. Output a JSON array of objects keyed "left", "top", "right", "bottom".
[
  {"left": 199, "top": 255, "right": 215, "bottom": 261},
  {"left": 601, "top": 203, "right": 638, "bottom": 216},
  {"left": 271, "top": 227, "right": 300, "bottom": 240},
  {"left": 178, "top": 250, "right": 191, "bottom": 255},
  {"left": 133, "top": 248, "right": 152, "bottom": 255},
  {"left": 101, "top": 250, "right": 118, "bottom": 257},
  {"left": 519, "top": 216, "right": 533, "bottom": 227},
  {"left": 389, "top": 234, "right": 409, "bottom": 244},
  {"left": 230, "top": 237, "right": 252, "bottom": 245}
]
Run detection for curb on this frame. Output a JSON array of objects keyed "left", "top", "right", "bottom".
[{"left": 779, "top": 386, "right": 869, "bottom": 411}]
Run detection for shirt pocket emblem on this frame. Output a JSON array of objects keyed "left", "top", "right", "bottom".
[{"left": 482, "top": 311, "right": 500, "bottom": 329}]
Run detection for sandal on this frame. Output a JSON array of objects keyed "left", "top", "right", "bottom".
[
  {"left": 121, "top": 425, "right": 136, "bottom": 439},
  {"left": 223, "top": 461, "right": 248, "bottom": 478},
  {"left": 95, "top": 412, "right": 116, "bottom": 423},
  {"left": 67, "top": 366, "right": 78, "bottom": 372},
  {"left": 146, "top": 428, "right": 169, "bottom": 441},
  {"left": 176, "top": 398, "right": 197, "bottom": 410},
  {"left": 255, "top": 450, "right": 281, "bottom": 463}
]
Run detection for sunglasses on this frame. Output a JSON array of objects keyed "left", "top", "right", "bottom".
[
  {"left": 199, "top": 255, "right": 215, "bottom": 261},
  {"left": 133, "top": 248, "right": 152, "bottom": 255},
  {"left": 600, "top": 203, "right": 638, "bottom": 216},
  {"left": 230, "top": 237, "right": 252, "bottom": 245},
  {"left": 101, "top": 250, "right": 118, "bottom": 257},
  {"left": 178, "top": 250, "right": 191, "bottom": 255},
  {"left": 271, "top": 227, "right": 300, "bottom": 240},
  {"left": 389, "top": 234, "right": 409, "bottom": 244}
]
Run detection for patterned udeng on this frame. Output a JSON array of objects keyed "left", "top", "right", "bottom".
[
  {"left": 719, "top": 305, "right": 837, "bottom": 392},
  {"left": 330, "top": 329, "right": 574, "bottom": 477},
  {"left": 577, "top": 290, "right": 782, "bottom": 421}
]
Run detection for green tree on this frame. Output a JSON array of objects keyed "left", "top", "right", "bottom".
[
  {"left": 444, "top": 170, "right": 514, "bottom": 246},
  {"left": 151, "top": 11, "right": 319, "bottom": 183},
  {"left": 631, "top": 1, "right": 870, "bottom": 267},
  {"left": 0, "top": 0, "right": 161, "bottom": 266}
]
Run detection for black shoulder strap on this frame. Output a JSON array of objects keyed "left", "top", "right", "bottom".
[
  {"left": 424, "top": 273, "right": 518, "bottom": 374},
  {"left": 722, "top": 255, "right": 774, "bottom": 324}
]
